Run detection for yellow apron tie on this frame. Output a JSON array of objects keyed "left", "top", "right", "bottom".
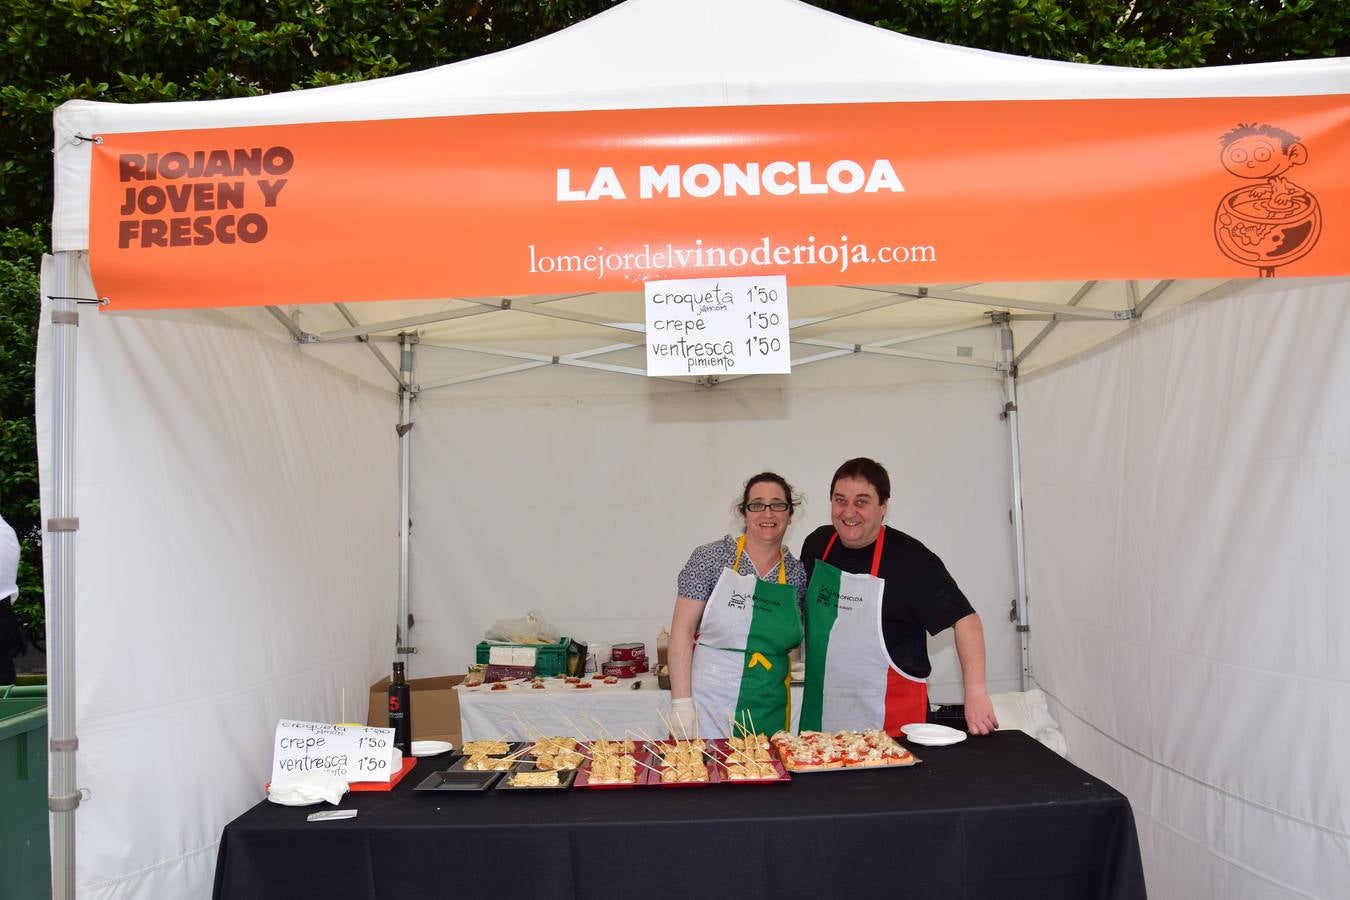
[{"left": 734, "top": 534, "right": 787, "bottom": 584}]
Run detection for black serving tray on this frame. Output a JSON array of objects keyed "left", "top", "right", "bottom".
[{"left": 413, "top": 769, "right": 502, "bottom": 792}]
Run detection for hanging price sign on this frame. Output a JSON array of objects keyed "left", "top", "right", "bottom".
[{"left": 644, "top": 275, "right": 791, "bottom": 377}]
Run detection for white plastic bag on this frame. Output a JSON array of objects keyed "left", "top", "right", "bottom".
[{"left": 484, "top": 609, "right": 560, "bottom": 644}]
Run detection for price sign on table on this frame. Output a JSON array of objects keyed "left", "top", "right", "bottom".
[
  {"left": 270, "top": 720, "right": 399, "bottom": 785},
  {"left": 645, "top": 275, "right": 790, "bottom": 376}
]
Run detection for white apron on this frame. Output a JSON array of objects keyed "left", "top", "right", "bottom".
[
  {"left": 801, "top": 529, "right": 927, "bottom": 734},
  {"left": 689, "top": 537, "right": 801, "bottom": 738}
]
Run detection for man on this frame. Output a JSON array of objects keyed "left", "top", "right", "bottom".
[
  {"left": 798, "top": 458, "right": 998, "bottom": 735},
  {"left": 0, "top": 513, "right": 23, "bottom": 685}
]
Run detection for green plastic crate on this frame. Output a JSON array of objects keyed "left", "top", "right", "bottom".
[
  {"left": 475, "top": 636, "right": 569, "bottom": 677},
  {"left": 1, "top": 687, "right": 51, "bottom": 900}
]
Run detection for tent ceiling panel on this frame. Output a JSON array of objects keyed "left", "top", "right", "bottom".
[{"left": 209, "top": 277, "right": 1255, "bottom": 391}]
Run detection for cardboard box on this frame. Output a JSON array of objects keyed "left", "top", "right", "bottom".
[{"left": 368, "top": 674, "right": 465, "bottom": 746}]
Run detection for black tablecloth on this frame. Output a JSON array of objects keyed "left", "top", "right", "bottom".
[{"left": 214, "top": 730, "right": 1145, "bottom": 900}]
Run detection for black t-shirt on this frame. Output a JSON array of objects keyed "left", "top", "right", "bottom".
[{"left": 800, "top": 525, "right": 973, "bottom": 679}]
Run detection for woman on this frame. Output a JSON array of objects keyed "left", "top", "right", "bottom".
[{"left": 668, "top": 473, "right": 807, "bottom": 739}]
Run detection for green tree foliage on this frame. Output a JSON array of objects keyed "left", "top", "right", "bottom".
[
  {"left": 1, "top": 227, "right": 43, "bottom": 645},
  {"left": 819, "top": 1, "right": 1350, "bottom": 67},
  {"left": 1, "top": 0, "right": 1346, "bottom": 645},
  {"left": 2, "top": 0, "right": 624, "bottom": 644},
  {"left": 2, "top": 0, "right": 622, "bottom": 232}
]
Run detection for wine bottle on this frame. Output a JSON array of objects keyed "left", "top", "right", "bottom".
[{"left": 388, "top": 661, "right": 412, "bottom": 756}]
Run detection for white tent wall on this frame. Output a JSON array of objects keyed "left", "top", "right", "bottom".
[
  {"left": 409, "top": 371, "right": 1021, "bottom": 701},
  {"left": 1018, "top": 279, "right": 1350, "bottom": 899},
  {"left": 36, "top": 257, "right": 400, "bottom": 899}
]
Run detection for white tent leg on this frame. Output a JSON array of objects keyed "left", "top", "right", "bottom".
[
  {"left": 995, "top": 314, "right": 1032, "bottom": 690},
  {"left": 396, "top": 332, "right": 418, "bottom": 664},
  {"left": 47, "top": 251, "right": 82, "bottom": 899}
]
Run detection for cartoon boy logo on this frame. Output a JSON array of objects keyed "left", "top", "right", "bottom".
[{"left": 1214, "top": 123, "right": 1321, "bottom": 277}]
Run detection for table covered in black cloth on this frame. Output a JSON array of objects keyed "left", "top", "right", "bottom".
[{"left": 214, "top": 730, "right": 1146, "bottom": 900}]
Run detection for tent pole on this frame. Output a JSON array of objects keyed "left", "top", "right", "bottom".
[
  {"left": 397, "top": 332, "right": 418, "bottom": 664},
  {"left": 995, "top": 314, "right": 1032, "bottom": 691},
  {"left": 47, "top": 251, "right": 81, "bottom": 898}
]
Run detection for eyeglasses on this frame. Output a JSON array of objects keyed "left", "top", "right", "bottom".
[{"left": 745, "top": 501, "right": 790, "bottom": 512}]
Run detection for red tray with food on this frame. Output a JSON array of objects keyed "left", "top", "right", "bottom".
[
  {"left": 644, "top": 739, "right": 719, "bottom": 787},
  {"left": 710, "top": 739, "right": 790, "bottom": 784},
  {"left": 574, "top": 750, "right": 649, "bottom": 789},
  {"left": 644, "top": 761, "right": 719, "bottom": 787}
]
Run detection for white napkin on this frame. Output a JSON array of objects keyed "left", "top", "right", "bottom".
[
  {"left": 268, "top": 771, "right": 349, "bottom": 805},
  {"left": 989, "top": 689, "right": 1069, "bottom": 757}
]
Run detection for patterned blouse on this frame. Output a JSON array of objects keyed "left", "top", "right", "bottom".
[{"left": 677, "top": 534, "right": 808, "bottom": 607}]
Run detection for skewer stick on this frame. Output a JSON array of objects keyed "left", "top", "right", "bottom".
[
  {"left": 590, "top": 749, "right": 662, "bottom": 779},
  {"left": 629, "top": 755, "right": 663, "bottom": 776},
  {"left": 558, "top": 712, "right": 596, "bottom": 748},
  {"left": 512, "top": 709, "right": 546, "bottom": 739},
  {"left": 632, "top": 725, "right": 674, "bottom": 762},
  {"left": 585, "top": 713, "right": 618, "bottom": 743},
  {"left": 655, "top": 705, "right": 679, "bottom": 740},
  {"left": 623, "top": 734, "right": 680, "bottom": 777},
  {"left": 632, "top": 724, "right": 663, "bottom": 748},
  {"left": 671, "top": 702, "right": 696, "bottom": 741},
  {"left": 571, "top": 738, "right": 660, "bottom": 779},
  {"left": 510, "top": 709, "right": 548, "bottom": 743},
  {"left": 499, "top": 745, "right": 534, "bottom": 763},
  {"left": 612, "top": 747, "right": 662, "bottom": 777}
]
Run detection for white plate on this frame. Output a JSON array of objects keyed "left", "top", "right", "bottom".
[
  {"left": 906, "top": 731, "right": 967, "bottom": 747},
  {"left": 411, "top": 740, "right": 454, "bottom": 757},
  {"left": 267, "top": 793, "right": 325, "bottom": 807},
  {"left": 900, "top": 723, "right": 964, "bottom": 740}
]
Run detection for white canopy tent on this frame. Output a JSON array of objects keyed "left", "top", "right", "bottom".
[{"left": 39, "top": 0, "right": 1349, "bottom": 897}]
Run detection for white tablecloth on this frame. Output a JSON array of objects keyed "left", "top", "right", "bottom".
[{"left": 456, "top": 676, "right": 803, "bottom": 741}]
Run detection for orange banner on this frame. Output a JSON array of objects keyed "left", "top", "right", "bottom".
[{"left": 88, "top": 96, "right": 1350, "bottom": 309}]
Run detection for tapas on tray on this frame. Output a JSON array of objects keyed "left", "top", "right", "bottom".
[{"left": 770, "top": 729, "right": 918, "bottom": 772}]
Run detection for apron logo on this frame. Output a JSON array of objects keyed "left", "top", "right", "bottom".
[{"left": 729, "top": 590, "right": 751, "bottom": 609}]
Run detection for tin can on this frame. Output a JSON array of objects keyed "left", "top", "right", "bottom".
[
  {"left": 634, "top": 657, "right": 649, "bottom": 673},
  {"left": 602, "top": 660, "right": 639, "bottom": 678},
  {"left": 611, "top": 643, "right": 646, "bottom": 662}
]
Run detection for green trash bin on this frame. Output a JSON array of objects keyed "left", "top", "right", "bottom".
[{"left": 1, "top": 685, "right": 51, "bottom": 900}]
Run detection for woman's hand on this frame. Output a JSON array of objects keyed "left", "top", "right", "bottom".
[{"left": 670, "top": 697, "right": 698, "bottom": 739}]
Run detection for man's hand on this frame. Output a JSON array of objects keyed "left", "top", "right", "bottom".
[
  {"left": 963, "top": 691, "right": 998, "bottom": 735},
  {"left": 952, "top": 613, "right": 998, "bottom": 735}
]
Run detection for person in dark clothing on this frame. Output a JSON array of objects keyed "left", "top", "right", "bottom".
[
  {"left": 0, "top": 598, "right": 23, "bottom": 685},
  {"left": 799, "top": 457, "right": 998, "bottom": 735}
]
